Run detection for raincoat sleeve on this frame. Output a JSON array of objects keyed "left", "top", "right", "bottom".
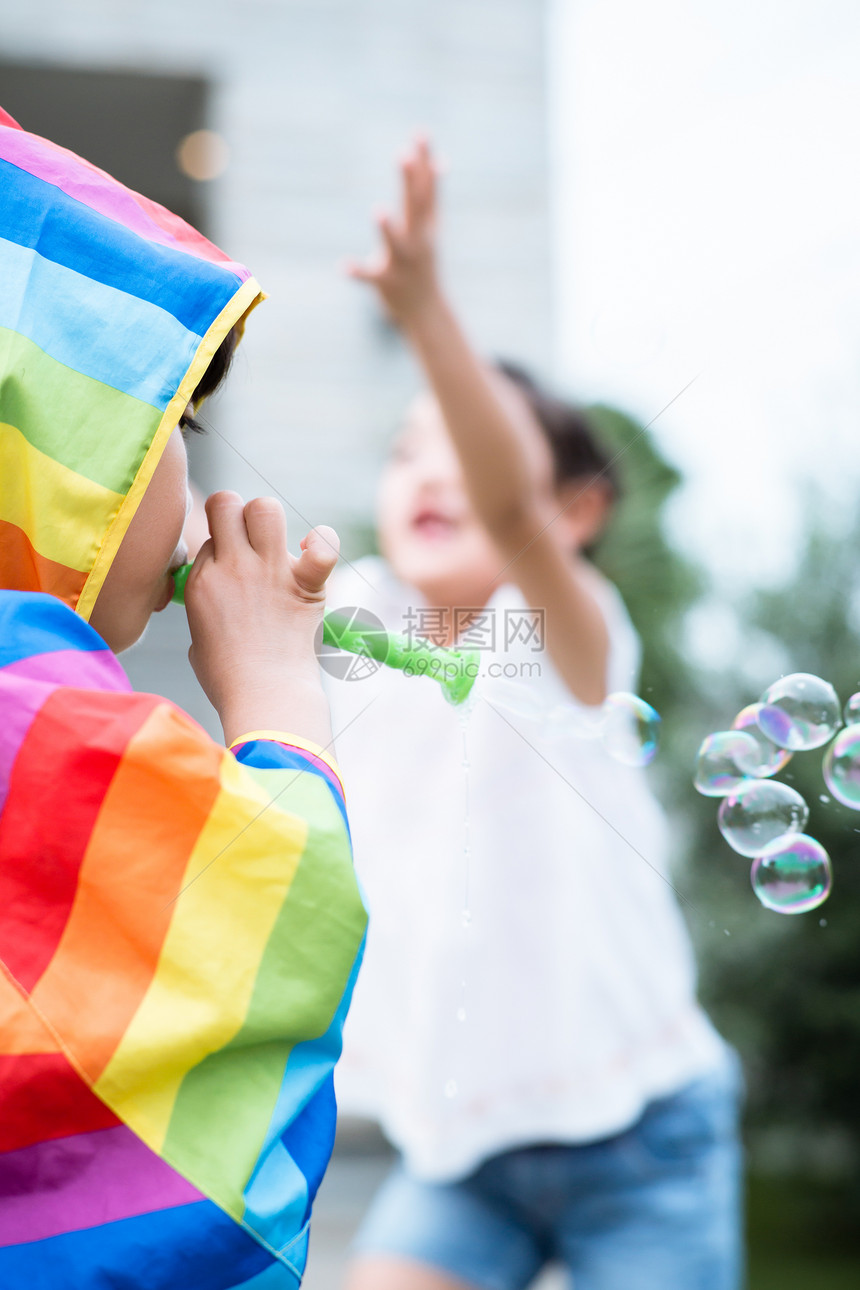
[{"left": 0, "top": 592, "right": 367, "bottom": 1290}]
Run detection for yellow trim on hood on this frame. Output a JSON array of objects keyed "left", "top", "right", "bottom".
[{"left": 76, "top": 277, "right": 265, "bottom": 621}]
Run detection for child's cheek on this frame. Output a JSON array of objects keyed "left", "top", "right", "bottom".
[{"left": 375, "top": 479, "right": 408, "bottom": 547}]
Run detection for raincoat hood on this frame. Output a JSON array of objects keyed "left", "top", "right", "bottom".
[{"left": 0, "top": 105, "right": 263, "bottom": 619}]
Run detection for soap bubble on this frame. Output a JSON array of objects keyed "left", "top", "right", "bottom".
[
  {"left": 483, "top": 677, "right": 546, "bottom": 722},
  {"left": 543, "top": 703, "right": 603, "bottom": 742},
  {"left": 731, "top": 704, "right": 792, "bottom": 777},
  {"left": 600, "top": 693, "right": 660, "bottom": 767},
  {"left": 757, "top": 674, "right": 841, "bottom": 751},
  {"left": 844, "top": 693, "right": 860, "bottom": 725},
  {"left": 750, "top": 835, "right": 832, "bottom": 915},
  {"left": 822, "top": 724, "right": 860, "bottom": 809},
  {"left": 718, "top": 780, "right": 809, "bottom": 857},
  {"left": 694, "top": 730, "right": 762, "bottom": 796}
]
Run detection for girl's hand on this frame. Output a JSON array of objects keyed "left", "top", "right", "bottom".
[
  {"left": 346, "top": 136, "right": 442, "bottom": 328},
  {"left": 185, "top": 491, "right": 339, "bottom": 747}
]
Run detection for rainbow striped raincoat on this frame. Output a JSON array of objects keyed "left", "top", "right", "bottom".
[{"left": 0, "top": 107, "right": 367, "bottom": 1288}]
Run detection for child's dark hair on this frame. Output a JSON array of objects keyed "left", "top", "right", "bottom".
[
  {"left": 494, "top": 359, "right": 621, "bottom": 503},
  {"left": 179, "top": 326, "right": 239, "bottom": 433}
]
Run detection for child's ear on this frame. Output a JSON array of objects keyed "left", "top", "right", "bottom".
[{"left": 555, "top": 478, "right": 613, "bottom": 550}]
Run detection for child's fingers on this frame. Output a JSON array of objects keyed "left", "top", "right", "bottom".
[
  {"left": 204, "top": 491, "right": 247, "bottom": 559},
  {"left": 294, "top": 525, "right": 340, "bottom": 594},
  {"left": 376, "top": 212, "right": 402, "bottom": 259},
  {"left": 344, "top": 257, "right": 384, "bottom": 283},
  {"left": 181, "top": 536, "right": 213, "bottom": 608},
  {"left": 243, "top": 495, "right": 287, "bottom": 562},
  {"left": 401, "top": 155, "right": 421, "bottom": 234},
  {"left": 402, "top": 143, "right": 436, "bottom": 230},
  {"left": 415, "top": 144, "right": 438, "bottom": 218},
  {"left": 184, "top": 535, "right": 214, "bottom": 580},
  {"left": 425, "top": 159, "right": 439, "bottom": 216},
  {"left": 414, "top": 136, "right": 432, "bottom": 184}
]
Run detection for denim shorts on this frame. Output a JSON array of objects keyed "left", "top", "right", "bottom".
[{"left": 352, "top": 1056, "right": 744, "bottom": 1290}]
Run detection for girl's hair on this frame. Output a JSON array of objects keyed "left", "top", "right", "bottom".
[
  {"left": 494, "top": 359, "right": 621, "bottom": 502},
  {"left": 179, "top": 326, "right": 239, "bottom": 433}
]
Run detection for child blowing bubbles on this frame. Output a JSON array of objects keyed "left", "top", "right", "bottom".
[
  {"left": 327, "top": 139, "right": 743, "bottom": 1290},
  {"left": 91, "top": 385, "right": 340, "bottom": 749},
  {"left": 86, "top": 320, "right": 339, "bottom": 744},
  {"left": 0, "top": 108, "right": 364, "bottom": 1289},
  {"left": 89, "top": 378, "right": 336, "bottom": 725}
]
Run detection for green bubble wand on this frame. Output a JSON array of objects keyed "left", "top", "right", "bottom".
[{"left": 170, "top": 563, "right": 479, "bottom": 706}]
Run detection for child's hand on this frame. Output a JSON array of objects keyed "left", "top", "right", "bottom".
[
  {"left": 185, "top": 491, "right": 339, "bottom": 747},
  {"left": 346, "top": 136, "right": 441, "bottom": 328}
]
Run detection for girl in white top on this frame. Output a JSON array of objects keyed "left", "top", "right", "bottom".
[{"left": 328, "top": 139, "right": 741, "bottom": 1290}]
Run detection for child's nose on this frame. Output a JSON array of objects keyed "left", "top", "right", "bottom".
[{"left": 420, "top": 445, "right": 463, "bottom": 486}]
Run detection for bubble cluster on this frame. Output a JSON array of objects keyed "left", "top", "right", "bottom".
[
  {"left": 694, "top": 730, "right": 763, "bottom": 797},
  {"left": 718, "top": 780, "right": 809, "bottom": 858},
  {"left": 757, "top": 673, "right": 841, "bottom": 751},
  {"left": 751, "top": 836, "right": 832, "bottom": 915},
  {"left": 695, "top": 672, "right": 845, "bottom": 917},
  {"left": 731, "top": 704, "right": 792, "bottom": 777},
  {"left": 483, "top": 679, "right": 659, "bottom": 767}
]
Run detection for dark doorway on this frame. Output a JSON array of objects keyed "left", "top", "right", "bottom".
[{"left": 0, "top": 61, "right": 210, "bottom": 232}]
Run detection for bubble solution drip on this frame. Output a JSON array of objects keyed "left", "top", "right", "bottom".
[
  {"left": 457, "top": 708, "right": 472, "bottom": 1033},
  {"left": 460, "top": 706, "right": 472, "bottom": 932},
  {"left": 455, "top": 706, "right": 473, "bottom": 1074},
  {"left": 751, "top": 835, "right": 832, "bottom": 914}
]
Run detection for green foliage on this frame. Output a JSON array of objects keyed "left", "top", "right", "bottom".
[{"left": 747, "top": 1176, "right": 860, "bottom": 1283}]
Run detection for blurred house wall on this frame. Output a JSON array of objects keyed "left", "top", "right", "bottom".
[{"left": 2, "top": 0, "right": 552, "bottom": 730}]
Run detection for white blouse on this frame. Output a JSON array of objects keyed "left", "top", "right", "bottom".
[{"left": 326, "top": 556, "right": 726, "bottom": 1182}]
